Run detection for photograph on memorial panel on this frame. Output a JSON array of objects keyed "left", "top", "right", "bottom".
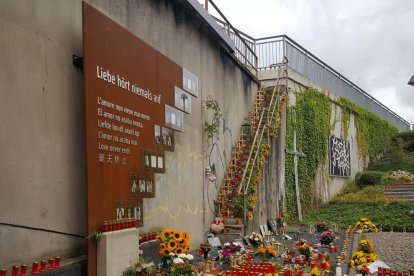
[
  {"left": 154, "top": 125, "right": 162, "bottom": 144},
  {"left": 183, "top": 68, "right": 199, "bottom": 97},
  {"left": 143, "top": 150, "right": 165, "bottom": 174},
  {"left": 131, "top": 173, "right": 155, "bottom": 199},
  {"left": 162, "top": 127, "right": 174, "bottom": 151},
  {"left": 174, "top": 86, "right": 192, "bottom": 114},
  {"left": 144, "top": 153, "right": 151, "bottom": 168},
  {"left": 116, "top": 199, "right": 144, "bottom": 228},
  {"left": 329, "top": 136, "right": 351, "bottom": 177},
  {"left": 165, "top": 105, "right": 184, "bottom": 132}
]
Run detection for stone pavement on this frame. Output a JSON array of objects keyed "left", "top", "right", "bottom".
[{"left": 365, "top": 232, "right": 414, "bottom": 271}]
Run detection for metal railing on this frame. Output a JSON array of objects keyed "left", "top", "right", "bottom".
[
  {"left": 205, "top": 3, "right": 410, "bottom": 131},
  {"left": 254, "top": 35, "right": 410, "bottom": 131},
  {"left": 206, "top": 1, "right": 258, "bottom": 73}
]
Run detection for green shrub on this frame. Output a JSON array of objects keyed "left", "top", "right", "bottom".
[
  {"left": 392, "top": 130, "right": 414, "bottom": 152},
  {"left": 356, "top": 171, "right": 383, "bottom": 188}
]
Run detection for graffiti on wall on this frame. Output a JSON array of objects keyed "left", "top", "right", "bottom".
[{"left": 329, "top": 136, "right": 351, "bottom": 177}]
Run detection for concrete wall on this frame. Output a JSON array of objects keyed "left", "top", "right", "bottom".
[
  {"left": 0, "top": 0, "right": 258, "bottom": 268},
  {"left": 259, "top": 67, "right": 365, "bottom": 204}
]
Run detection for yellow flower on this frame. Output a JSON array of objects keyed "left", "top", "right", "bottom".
[
  {"left": 175, "top": 247, "right": 184, "bottom": 255},
  {"left": 161, "top": 229, "right": 170, "bottom": 240},
  {"left": 168, "top": 239, "right": 178, "bottom": 251},
  {"left": 173, "top": 231, "right": 183, "bottom": 241},
  {"left": 160, "top": 248, "right": 170, "bottom": 256},
  {"left": 247, "top": 211, "right": 253, "bottom": 220}
]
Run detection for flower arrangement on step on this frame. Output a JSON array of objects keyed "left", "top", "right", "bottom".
[
  {"left": 248, "top": 232, "right": 263, "bottom": 248},
  {"left": 157, "top": 228, "right": 191, "bottom": 271},
  {"left": 349, "top": 238, "right": 378, "bottom": 272},
  {"left": 320, "top": 230, "right": 336, "bottom": 245},
  {"left": 253, "top": 245, "right": 278, "bottom": 261},
  {"left": 354, "top": 217, "right": 378, "bottom": 233}
]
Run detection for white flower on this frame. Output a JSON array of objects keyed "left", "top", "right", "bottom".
[
  {"left": 178, "top": 253, "right": 187, "bottom": 259},
  {"left": 254, "top": 238, "right": 259, "bottom": 241},
  {"left": 173, "top": 257, "right": 184, "bottom": 264},
  {"left": 169, "top": 252, "right": 175, "bottom": 256},
  {"left": 223, "top": 242, "right": 230, "bottom": 247},
  {"left": 185, "top": 254, "right": 194, "bottom": 260}
]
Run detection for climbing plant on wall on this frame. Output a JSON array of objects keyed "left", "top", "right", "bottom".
[
  {"left": 285, "top": 88, "right": 398, "bottom": 220},
  {"left": 337, "top": 97, "right": 398, "bottom": 161},
  {"left": 285, "top": 88, "right": 332, "bottom": 220}
]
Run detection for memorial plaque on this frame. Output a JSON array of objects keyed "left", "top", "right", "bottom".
[
  {"left": 83, "top": 3, "right": 195, "bottom": 275},
  {"left": 329, "top": 136, "right": 351, "bottom": 177}
]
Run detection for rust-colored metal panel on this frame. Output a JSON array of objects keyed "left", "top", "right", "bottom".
[{"left": 82, "top": 3, "right": 183, "bottom": 275}]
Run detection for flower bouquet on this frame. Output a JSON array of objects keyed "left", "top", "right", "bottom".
[
  {"left": 354, "top": 218, "right": 378, "bottom": 233},
  {"left": 254, "top": 245, "right": 278, "bottom": 261},
  {"left": 349, "top": 239, "right": 378, "bottom": 273},
  {"left": 248, "top": 232, "right": 263, "bottom": 248},
  {"left": 297, "top": 239, "right": 312, "bottom": 260},
  {"left": 320, "top": 230, "right": 335, "bottom": 245},
  {"left": 157, "top": 229, "right": 191, "bottom": 271},
  {"left": 170, "top": 254, "right": 195, "bottom": 276}
]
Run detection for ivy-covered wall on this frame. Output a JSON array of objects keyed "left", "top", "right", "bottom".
[{"left": 285, "top": 88, "right": 398, "bottom": 220}]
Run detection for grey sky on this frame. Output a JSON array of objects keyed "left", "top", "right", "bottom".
[{"left": 200, "top": 0, "right": 414, "bottom": 128}]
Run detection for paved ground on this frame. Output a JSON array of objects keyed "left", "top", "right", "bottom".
[{"left": 365, "top": 232, "right": 414, "bottom": 271}]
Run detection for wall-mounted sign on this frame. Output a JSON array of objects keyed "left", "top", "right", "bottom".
[
  {"left": 82, "top": 3, "right": 198, "bottom": 275},
  {"left": 329, "top": 136, "right": 351, "bottom": 177}
]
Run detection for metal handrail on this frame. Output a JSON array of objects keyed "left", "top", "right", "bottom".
[{"left": 206, "top": 1, "right": 258, "bottom": 71}]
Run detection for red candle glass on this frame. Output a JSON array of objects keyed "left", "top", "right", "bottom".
[
  {"left": 0, "top": 268, "right": 6, "bottom": 276},
  {"left": 47, "top": 259, "right": 55, "bottom": 270},
  {"left": 39, "top": 260, "right": 46, "bottom": 272},
  {"left": 20, "top": 265, "right": 27, "bottom": 276},
  {"left": 12, "top": 266, "right": 19, "bottom": 276},
  {"left": 31, "top": 262, "right": 39, "bottom": 274},
  {"left": 54, "top": 257, "right": 61, "bottom": 268}
]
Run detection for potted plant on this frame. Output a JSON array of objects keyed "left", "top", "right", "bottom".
[{"left": 320, "top": 230, "right": 335, "bottom": 245}]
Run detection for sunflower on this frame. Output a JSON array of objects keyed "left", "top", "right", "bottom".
[
  {"left": 160, "top": 243, "right": 166, "bottom": 250},
  {"left": 173, "top": 231, "right": 183, "bottom": 241},
  {"left": 182, "top": 231, "right": 190, "bottom": 242},
  {"left": 177, "top": 238, "right": 186, "bottom": 246},
  {"left": 185, "top": 245, "right": 192, "bottom": 253},
  {"left": 168, "top": 239, "right": 178, "bottom": 251},
  {"left": 161, "top": 229, "right": 170, "bottom": 240},
  {"left": 160, "top": 248, "right": 170, "bottom": 256},
  {"left": 174, "top": 247, "right": 184, "bottom": 255}
]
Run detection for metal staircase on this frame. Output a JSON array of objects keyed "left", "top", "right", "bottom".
[{"left": 213, "top": 59, "right": 288, "bottom": 240}]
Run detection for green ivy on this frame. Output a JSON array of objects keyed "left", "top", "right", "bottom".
[
  {"left": 285, "top": 88, "right": 332, "bottom": 220},
  {"left": 285, "top": 89, "right": 398, "bottom": 221},
  {"left": 337, "top": 98, "right": 398, "bottom": 160}
]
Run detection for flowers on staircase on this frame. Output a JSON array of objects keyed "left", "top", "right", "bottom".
[{"left": 320, "top": 230, "right": 336, "bottom": 245}]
